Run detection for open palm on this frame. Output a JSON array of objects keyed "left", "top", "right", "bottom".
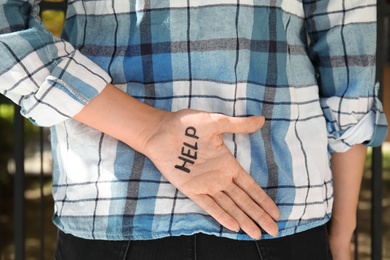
[{"left": 143, "top": 109, "right": 280, "bottom": 240}]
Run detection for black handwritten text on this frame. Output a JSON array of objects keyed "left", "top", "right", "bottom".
[{"left": 174, "top": 126, "right": 199, "bottom": 173}]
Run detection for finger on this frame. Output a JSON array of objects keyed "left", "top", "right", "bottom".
[
  {"left": 225, "top": 184, "right": 279, "bottom": 237},
  {"left": 212, "top": 190, "right": 262, "bottom": 239},
  {"left": 234, "top": 171, "right": 280, "bottom": 222},
  {"left": 190, "top": 194, "right": 240, "bottom": 233},
  {"left": 211, "top": 114, "right": 265, "bottom": 134}
]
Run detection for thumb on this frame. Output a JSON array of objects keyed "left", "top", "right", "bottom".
[{"left": 211, "top": 114, "right": 265, "bottom": 134}]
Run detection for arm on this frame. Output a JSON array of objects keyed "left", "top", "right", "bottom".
[
  {"left": 0, "top": 0, "right": 109, "bottom": 126},
  {"left": 303, "top": 0, "right": 387, "bottom": 152},
  {"left": 303, "top": 1, "right": 387, "bottom": 257},
  {"left": 329, "top": 144, "right": 367, "bottom": 260},
  {"left": 74, "top": 83, "right": 280, "bottom": 240},
  {"left": 1, "top": 1, "right": 279, "bottom": 239}
]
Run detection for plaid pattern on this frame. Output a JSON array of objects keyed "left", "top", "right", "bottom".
[{"left": 0, "top": 0, "right": 387, "bottom": 240}]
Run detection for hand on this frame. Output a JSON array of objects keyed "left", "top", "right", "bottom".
[
  {"left": 143, "top": 109, "right": 280, "bottom": 239},
  {"left": 328, "top": 217, "right": 354, "bottom": 260},
  {"left": 73, "top": 85, "right": 279, "bottom": 239}
]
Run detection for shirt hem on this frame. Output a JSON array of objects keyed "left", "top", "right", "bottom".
[{"left": 55, "top": 216, "right": 331, "bottom": 242}]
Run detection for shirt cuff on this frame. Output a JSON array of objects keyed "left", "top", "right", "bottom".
[
  {"left": 327, "top": 86, "right": 388, "bottom": 152},
  {"left": 20, "top": 49, "right": 111, "bottom": 126}
]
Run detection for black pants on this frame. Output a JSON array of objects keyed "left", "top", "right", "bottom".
[{"left": 55, "top": 225, "right": 332, "bottom": 260}]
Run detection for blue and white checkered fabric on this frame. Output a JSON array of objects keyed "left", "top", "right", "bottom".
[{"left": 0, "top": 0, "right": 387, "bottom": 240}]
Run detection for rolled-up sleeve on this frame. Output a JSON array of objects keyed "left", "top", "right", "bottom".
[
  {"left": 303, "top": 0, "right": 388, "bottom": 152},
  {"left": 0, "top": 0, "right": 111, "bottom": 126}
]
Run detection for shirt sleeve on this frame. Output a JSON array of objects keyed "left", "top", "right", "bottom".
[
  {"left": 303, "top": 0, "right": 388, "bottom": 152},
  {"left": 0, "top": 0, "right": 111, "bottom": 126}
]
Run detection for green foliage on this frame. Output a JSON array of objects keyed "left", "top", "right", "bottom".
[
  {"left": 0, "top": 104, "right": 14, "bottom": 183},
  {"left": 383, "top": 151, "right": 390, "bottom": 171},
  {"left": 365, "top": 147, "right": 390, "bottom": 171},
  {"left": 0, "top": 104, "right": 13, "bottom": 123},
  {"left": 41, "top": 10, "right": 65, "bottom": 37},
  {"left": 0, "top": 104, "right": 41, "bottom": 184}
]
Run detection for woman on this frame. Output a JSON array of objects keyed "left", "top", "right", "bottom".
[{"left": 0, "top": 0, "right": 387, "bottom": 259}]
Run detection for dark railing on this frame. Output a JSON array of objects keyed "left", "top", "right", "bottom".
[
  {"left": 13, "top": 106, "right": 25, "bottom": 260},
  {"left": 39, "top": 0, "right": 67, "bottom": 13},
  {"left": 0, "top": 1, "right": 388, "bottom": 259},
  {"left": 373, "top": 1, "right": 390, "bottom": 259}
]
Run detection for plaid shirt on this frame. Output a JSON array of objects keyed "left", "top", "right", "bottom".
[{"left": 0, "top": 0, "right": 387, "bottom": 240}]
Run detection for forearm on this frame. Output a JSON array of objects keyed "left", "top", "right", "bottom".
[
  {"left": 329, "top": 144, "right": 367, "bottom": 259},
  {"left": 330, "top": 144, "right": 366, "bottom": 230},
  {"left": 73, "top": 83, "right": 168, "bottom": 154},
  {"left": 0, "top": 9, "right": 111, "bottom": 127}
]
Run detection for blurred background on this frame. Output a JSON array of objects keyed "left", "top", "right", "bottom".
[
  {"left": 1, "top": 1, "right": 65, "bottom": 259},
  {"left": 0, "top": 0, "right": 390, "bottom": 259}
]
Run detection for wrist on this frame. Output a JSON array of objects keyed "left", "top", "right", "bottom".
[
  {"left": 133, "top": 109, "right": 171, "bottom": 156},
  {"left": 328, "top": 216, "right": 356, "bottom": 237},
  {"left": 74, "top": 83, "right": 170, "bottom": 154}
]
